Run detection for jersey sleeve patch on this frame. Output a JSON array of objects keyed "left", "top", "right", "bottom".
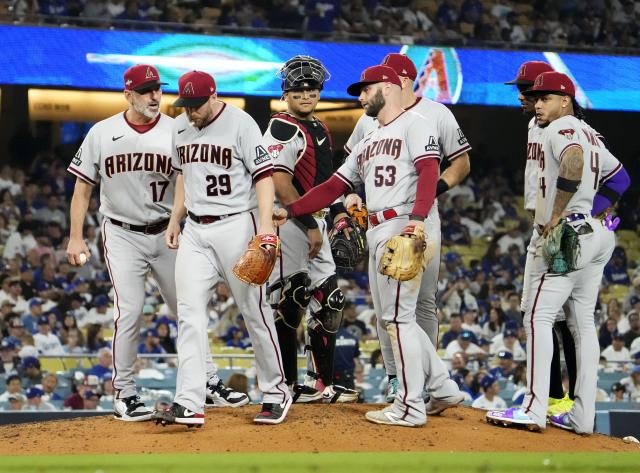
[
  {"left": 424, "top": 135, "right": 440, "bottom": 153},
  {"left": 72, "top": 148, "right": 83, "bottom": 167},
  {"left": 558, "top": 128, "right": 576, "bottom": 140},
  {"left": 269, "top": 118, "right": 299, "bottom": 143},
  {"left": 254, "top": 145, "right": 271, "bottom": 166},
  {"left": 268, "top": 143, "right": 284, "bottom": 159}
]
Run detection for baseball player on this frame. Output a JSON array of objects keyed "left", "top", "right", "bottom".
[
  {"left": 274, "top": 65, "right": 462, "bottom": 427},
  {"left": 262, "top": 55, "right": 358, "bottom": 403},
  {"left": 345, "top": 53, "right": 471, "bottom": 407},
  {"left": 66, "top": 65, "right": 248, "bottom": 422},
  {"left": 154, "top": 70, "right": 291, "bottom": 426},
  {"left": 487, "top": 72, "right": 628, "bottom": 433}
]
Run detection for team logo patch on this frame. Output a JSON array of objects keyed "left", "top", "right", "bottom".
[
  {"left": 268, "top": 143, "right": 284, "bottom": 158},
  {"left": 254, "top": 145, "right": 271, "bottom": 165},
  {"left": 72, "top": 148, "right": 82, "bottom": 166},
  {"left": 558, "top": 129, "right": 575, "bottom": 140},
  {"left": 182, "top": 82, "right": 195, "bottom": 96},
  {"left": 145, "top": 67, "right": 156, "bottom": 79},
  {"left": 424, "top": 135, "right": 439, "bottom": 153},
  {"left": 456, "top": 128, "right": 468, "bottom": 146}
]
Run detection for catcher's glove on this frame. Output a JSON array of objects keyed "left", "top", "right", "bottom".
[
  {"left": 233, "top": 234, "right": 280, "bottom": 285},
  {"left": 542, "top": 220, "right": 580, "bottom": 274},
  {"left": 347, "top": 204, "right": 368, "bottom": 231},
  {"left": 379, "top": 225, "right": 426, "bottom": 281},
  {"left": 331, "top": 216, "right": 366, "bottom": 272}
]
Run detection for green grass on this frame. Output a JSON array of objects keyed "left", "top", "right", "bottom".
[{"left": 2, "top": 452, "right": 639, "bottom": 473}]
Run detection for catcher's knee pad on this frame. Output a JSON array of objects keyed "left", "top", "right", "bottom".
[
  {"left": 270, "top": 271, "right": 311, "bottom": 329},
  {"left": 308, "top": 275, "right": 345, "bottom": 334}
]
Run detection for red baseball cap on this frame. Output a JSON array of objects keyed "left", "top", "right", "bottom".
[
  {"left": 347, "top": 65, "right": 402, "bottom": 96},
  {"left": 505, "top": 61, "right": 554, "bottom": 86},
  {"left": 124, "top": 64, "right": 166, "bottom": 93},
  {"left": 381, "top": 53, "right": 417, "bottom": 80},
  {"left": 173, "top": 71, "right": 217, "bottom": 108},
  {"left": 523, "top": 71, "right": 576, "bottom": 98}
]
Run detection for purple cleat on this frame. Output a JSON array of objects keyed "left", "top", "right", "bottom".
[{"left": 485, "top": 407, "right": 542, "bottom": 431}]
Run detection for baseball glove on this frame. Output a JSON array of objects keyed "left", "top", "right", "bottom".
[
  {"left": 378, "top": 225, "right": 426, "bottom": 281},
  {"left": 233, "top": 234, "right": 280, "bottom": 285},
  {"left": 330, "top": 216, "right": 366, "bottom": 272},
  {"left": 542, "top": 220, "right": 580, "bottom": 274},
  {"left": 347, "top": 204, "right": 368, "bottom": 231}
]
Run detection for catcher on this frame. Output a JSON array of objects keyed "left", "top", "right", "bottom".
[
  {"left": 262, "top": 55, "right": 358, "bottom": 403},
  {"left": 274, "top": 65, "right": 462, "bottom": 427}
]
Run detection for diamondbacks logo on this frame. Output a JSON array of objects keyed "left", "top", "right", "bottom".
[
  {"left": 424, "top": 135, "right": 439, "bottom": 153},
  {"left": 519, "top": 64, "right": 527, "bottom": 79},
  {"left": 534, "top": 75, "right": 544, "bottom": 87},
  {"left": 182, "top": 82, "right": 195, "bottom": 96},
  {"left": 268, "top": 144, "right": 284, "bottom": 158},
  {"left": 456, "top": 128, "right": 468, "bottom": 146},
  {"left": 254, "top": 145, "right": 271, "bottom": 165},
  {"left": 558, "top": 129, "right": 575, "bottom": 140},
  {"left": 145, "top": 67, "right": 156, "bottom": 79},
  {"left": 72, "top": 148, "right": 82, "bottom": 167}
]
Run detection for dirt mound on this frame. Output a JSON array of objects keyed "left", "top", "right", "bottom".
[{"left": 0, "top": 405, "right": 637, "bottom": 455}]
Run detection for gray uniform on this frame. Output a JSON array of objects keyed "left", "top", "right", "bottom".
[
  {"left": 338, "top": 110, "right": 459, "bottom": 425},
  {"left": 345, "top": 97, "right": 471, "bottom": 366},
  {"left": 171, "top": 103, "right": 289, "bottom": 414}
]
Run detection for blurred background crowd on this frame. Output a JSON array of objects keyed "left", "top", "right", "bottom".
[{"left": 2, "top": 0, "right": 640, "bottom": 51}]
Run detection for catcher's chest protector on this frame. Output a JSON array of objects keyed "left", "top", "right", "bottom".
[{"left": 272, "top": 113, "right": 334, "bottom": 194}]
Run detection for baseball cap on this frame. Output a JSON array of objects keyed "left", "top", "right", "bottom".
[
  {"left": 505, "top": 61, "right": 554, "bottom": 86},
  {"left": 144, "top": 328, "right": 159, "bottom": 338},
  {"left": 611, "top": 382, "right": 625, "bottom": 392},
  {"left": 143, "top": 304, "right": 155, "bottom": 315},
  {"left": 489, "top": 294, "right": 501, "bottom": 302},
  {"left": 20, "top": 263, "right": 32, "bottom": 272},
  {"left": 1, "top": 299, "right": 16, "bottom": 307},
  {"left": 444, "top": 252, "right": 460, "bottom": 263},
  {"left": 84, "top": 389, "right": 100, "bottom": 400},
  {"left": 124, "top": 64, "right": 166, "bottom": 94},
  {"left": 522, "top": 72, "right": 576, "bottom": 98},
  {"left": 503, "top": 329, "right": 517, "bottom": 338},
  {"left": 613, "top": 333, "right": 626, "bottom": 341},
  {"left": 480, "top": 375, "right": 497, "bottom": 390},
  {"left": 21, "top": 356, "right": 40, "bottom": 369},
  {"left": 94, "top": 295, "right": 109, "bottom": 307},
  {"left": 8, "top": 317, "right": 24, "bottom": 328},
  {"left": 381, "top": 53, "right": 417, "bottom": 80},
  {"left": 630, "top": 296, "right": 640, "bottom": 306},
  {"left": 37, "top": 315, "right": 50, "bottom": 325},
  {"left": 477, "top": 338, "right": 491, "bottom": 347},
  {"left": 26, "top": 387, "right": 44, "bottom": 399},
  {"left": 347, "top": 65, "right": 402, "bottom": 96},
  {"left": 459, "top": 330, "right": 473, "bottom": 341},
  {"left": 173, "top": 70, "right": 217, "bottom": 108},
  {"left": 498, "top": 350, "right": 514, "bottom": 360},
  {"left": 633, "top": 365, "right": 640, "bottom": 374},
  {"left": 29, "top": 298, "right": 43, "bottom": 308},
  {"left": 0, "top": 338, "right": 16, "bottom": 350},
  {"left": 8, "top": 393, "right": 25, "bottom": 403}
]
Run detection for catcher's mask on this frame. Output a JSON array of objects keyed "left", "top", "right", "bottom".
[{"left": 278, "top": 55, "right": 330, "bottom": 92}]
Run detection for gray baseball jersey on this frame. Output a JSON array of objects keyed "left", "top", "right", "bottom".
[
  {"left": 525, "top": 117, "right": 544, "bottom": 211},
  {"left": 172, "top": 103, "right": 272, "bottom": 216},
  {"left": 68, "top": 112, "right": 175, "bottom": 224}
]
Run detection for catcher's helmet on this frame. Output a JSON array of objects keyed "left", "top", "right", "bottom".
[{"left": 277, "top": 55, "right": 330, "bottom": 92}]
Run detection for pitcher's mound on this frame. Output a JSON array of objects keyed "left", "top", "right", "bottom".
[{"left": 0, "top": 405, "right": 637, "bottom": 455}]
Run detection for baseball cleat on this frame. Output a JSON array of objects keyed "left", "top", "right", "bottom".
[
  {"left": 486, "top": 408, "right": 542, "bottom": 431},
  {"left": 205, "top": 378, "right": 250, "bottom": 408},
  {"left": 547, "top": 393, "right": 574, "bottom": 417},
  {"left": 385, "top": 377, "right": 399, "bottom": 403},
  {"left": 154, "top": 402, "right": 205, "bottom": 427},
  {"left": 365, "top": 407, "right": 424, "bottom": 428},
  {"left": 425, "top": 392, "right": 465, "bottom": 415},
  {"left": 549, "top": 412, "right": 574, "bottom": 431},
  {"left": 113, "top": 395, "right": 154, "bottom": 422},
  {"left": 254, "top": 396, "right": 292, "bottom": 425},
  {"left": 322, "top": 384, "right": 359, "bottom": 403},
  {"left": 292, "top": 383, "right": 324, "bottom": 403}
]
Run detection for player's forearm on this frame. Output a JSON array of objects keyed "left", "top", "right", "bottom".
[
  {"left": 69, "top": 179, "right": 92, "bottom": 240},
  {"left": 438, "top": 152, "right": 470, "bottom": 196},
  {"left": 255, "top": 176, "right": 276, "bottom": 229},
  {"left": 170, "top": 174, "right": 187, "bottom": 222},
  {"left": 272, "top": 172, "right": 301, "bottom": 205},
  {"left": 288, "top": 175, "right": 350, "bottom": 218},
  {"left": 551, "top": 147, "right": 583, "bottom": 218}
]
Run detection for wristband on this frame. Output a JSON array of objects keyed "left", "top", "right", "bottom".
[
  {"left": 556, "top": 177, "right": 580, "bottom": 193},
  {"left": 436, "top": 178, "right": 450, "bottom": 197},
  {"left": 293, "top": 214, "right": 319, "bottom": 230},
  {"left": 409, "top": 214, "right": 425, "bottom": 221}
]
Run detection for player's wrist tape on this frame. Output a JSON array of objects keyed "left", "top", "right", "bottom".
[
  {"left": 293, "top": 214, "right": 319, "bottom": 230},
  {"left": 329, "top": 202, "right": 347, "bottom": 220},
  {"left": 409, "top": 214, "right": 425, "bottom": 221},
  {"left": 597, "top": 185, "right": 621, "bottom": 205},
  {"left": 556, "top": 177, "right": 581, "bottom": 193},
  {"left": 436, "top": 178, "right": 450, "bottom": 197}
]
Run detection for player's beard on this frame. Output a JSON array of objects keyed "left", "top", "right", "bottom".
[
  {"left": 364, "top": 90, "right": 385, "bottom": 117},
  {"left": 133, "top": 98, "right": 159, "bottom": 120}
]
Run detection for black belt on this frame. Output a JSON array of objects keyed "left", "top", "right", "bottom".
[
  {"left": 110, "top": 218, "right": 169, "bottom": 235},
  {"left": 188, "top": 211, "right": 240, "bottom": 224}
]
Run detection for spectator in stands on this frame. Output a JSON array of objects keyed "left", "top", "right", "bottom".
[
  {"left": 80, "top": 295, "right": 110, "bottom": 328},
  {"left": 341, "top": 301, "right": 369, "bottom": 341},
  {"left": 503, "top": 292, "right": 523, "bottom": 325},
  {"left": 495, "top": 328, "right": 525, "bottom": 361},
  {"left": 64, "top": 372, "right": 91, "bottom": 410},
  {"left": 599, "top": 317, "right": 619, "bottom": 349},
  {"left": 88, "top": 347, "right": 113, "bottom": 379},
  {"left": 441, "top": 313, "right": 465, "bottom": 349},
  {"left": 442, "top": 273, "right": 479, "bottom": 317},
  {"left": 19, "top": 263, "right": 36, "bottom": 300},
  {"left": 24, "top": 386, "right": 56, "bottom": 411},
  {"left": 472, "top": 375, "right": 507, "bottom": 410},
  {"left": 224, "top": 315, "right": 251, "bottom": 349},
  {"left": 0, "top": 374, "right": 23, "bottom": 402},
  {"left": 106, "top": 0, "right": 126, "bottom": 18},
  {"left": 34, "top": 194, "right": 66, "bottom": 228},
  {"left": 63, "top": 327, "right": 86, "bottom": 354},
  {"left": 601, "top": 333, "right": 631, "bottom": 371},
  {"left": 621, "top": 366, "right": 640, "bottom": 402},
  {"left": 139, "top": 327, "right": 167, "bottom": 355},
  {"left": 624, "top": 310, "right": 640, "bottom": 348},
  {"left": 100, "top": 373, "right": 115, "bottom": 402},
  {"left": 442, "top": 212, "right": 471, "bottom": 246},
  {"left": 85, "top": 324, "right": 109, "bottom": 352},
  {"left": 610, "top": 382, "right": 628, "bottom": 402},
  {"left": 4, "top": 278, "right": 28, "bottom": 315},
  {"left": 82, "top": 390, "right": 102, "bottom": 410},
  {"left": 0, "top": 337, "right": 20, "bottom": 374},
  {"left": 461, "top": 308, "right": 482, "bottom": 339},
  {"left": 623, "top": 277, "right": 640, "bottom": 312},
  {"left": 19, "top": 356, "right": 42, "bottom": 387},
  {"left": 481, "top": 238, "right": 503, "bottom": 276},
  {"left": 497, "top": 224, "right": 525, "bottom": 255},
  {"left": 305, "top": 0, "right": 339, "bottom": 35},
  {"left": 437, "top": 0, "right": 459, "bottom": 27},
  {"left": 7, "top": 393, "right": 26, "bottom": 411},
  {"left": 489, "top": 350, "right": 515, "bottom": 381},
  {"left": 156, "top": 320, "right": 176, "bottom": 354},
  {"left": 604, "top": 247, "right": 631, "bottom": 286},
  {"left": 369, "top": 348, "right": 383, "bottom": 369},
  {"left": 333, "top": 318, "right": 361, "bottom": 390},
  {"left": 3, "top": 221, "right": 37, "bottom": 261},
  {"left": 23, "top": 298, "right": 44, "bottom": 334},
  {"left": 445, "top": 330, "right": 486, "bottom": 362},
  {"left": 41, "top": 372, "right": 62, "bottom": 401},
  {"left": 482, "top": 306, "right": 505, "bottom": 339},
  {"left": 33, "top": 314, "right": 63, "bottom": 355}
]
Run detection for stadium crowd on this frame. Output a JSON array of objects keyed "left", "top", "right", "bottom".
[
  {"left": 0, "top": 131, "right": 638, "bottom": 411},
  {"left": 2, "top": 0, "right": 640, "bottom": 51}
]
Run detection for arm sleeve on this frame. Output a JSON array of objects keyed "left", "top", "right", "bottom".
[
  {"left": 288, "top": 175, "right": 350, "bottom": 218},
  {"left": 438, "top": 106, "right": 472, "bottom": 161},
  {"left": 411, "top": 159, "right": 439, "bottom": 218},
  {"left": 241, "top": 117, "right": 274, "bottom": 181},
  {"left": 67, "top": 126, "right": 101, "bottom": 185},
  {"left": 592, "top": 165, "right": 630, "bottom": 216}
]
